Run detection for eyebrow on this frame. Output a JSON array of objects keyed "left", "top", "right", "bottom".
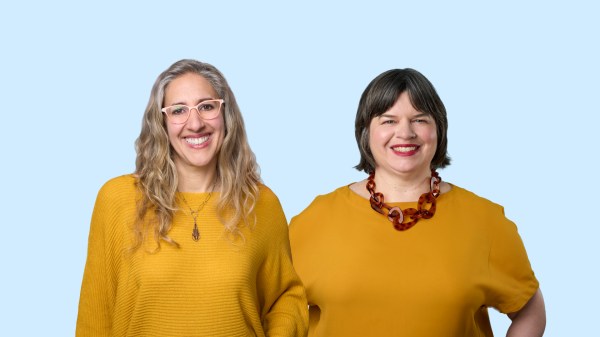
[
  {"left": 167, "top": 97, "right": 217, "bottom": 106},
  {"left": 378, "top": 112, "right": 431, "bottom": 118},
  {"left": 414, "top": 112, "right": 432, "bottom": 118}
]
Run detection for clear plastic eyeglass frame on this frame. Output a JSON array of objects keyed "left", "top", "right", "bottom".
[{"left": 161, "top": 99, "right": 225, "bottom": 124}]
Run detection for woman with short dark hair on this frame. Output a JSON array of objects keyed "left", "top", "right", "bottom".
[{"left": 290, "top": 68, "right": 545, "bottom": 336}]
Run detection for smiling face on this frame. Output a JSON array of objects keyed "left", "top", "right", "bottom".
[
  {"left": 164, "top": 72, "right": 224, "bottom": 177},
  {"left": 369, "top": 91, "right": 437, "bottom": 179}
]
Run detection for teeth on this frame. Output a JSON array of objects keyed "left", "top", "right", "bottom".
[
  {"left": 393, "top": 146, "right": 416, "bottom": 153},
  {"left": 185, "top": 136, "right": 209, "bottom": 145}
]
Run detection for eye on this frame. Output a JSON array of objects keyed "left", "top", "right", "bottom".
[
  {"left": 413, "top": 116, "right": 432, "bottom": 124},
  {"left": 170, "top": 106, "right": 188, "bottom": 115},
  {"left": 382, "top": 119, "right": 396, "bottom": 125},
  {"left": 198, "top": 101, "right": 216, "bottom": 111}
]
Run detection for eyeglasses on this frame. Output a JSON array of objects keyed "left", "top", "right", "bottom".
[{"left": 162, "top": 99, "right": 224, "bottom": 124}]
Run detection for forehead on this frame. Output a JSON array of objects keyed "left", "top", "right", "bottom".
[
  {"left": 376, "top": 92, "right": 427, "bottom": 117},
  {"left": 164, "top": 73, "right": 218, "bottom": 104}
]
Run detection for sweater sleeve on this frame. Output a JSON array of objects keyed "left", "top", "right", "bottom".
[
  {"left": 256, "top": 188, "right": 309, "bottom": 337},
  {"left": 76, "top": 181, "right": 121, "bottom": 336}
]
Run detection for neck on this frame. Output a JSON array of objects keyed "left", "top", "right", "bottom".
[
  {"left": 373, "top": 169, "right": 432, "bottom": 202},
  {"left": 176, "top": 166, "right": 218, "bottom": 193}
]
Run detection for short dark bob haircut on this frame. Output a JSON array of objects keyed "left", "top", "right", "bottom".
[{"left": 354, "top": 68, "right": 451, "bottom": 174}]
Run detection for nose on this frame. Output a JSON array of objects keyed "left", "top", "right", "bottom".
[
  {"left": 185, "top": 107, "right": 205, "bottom": 130},
  {"left": 395, "top": 119, "right": 416, "bottom": 139}
]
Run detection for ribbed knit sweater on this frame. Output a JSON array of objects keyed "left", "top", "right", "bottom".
[{"left": 76, "top": 175, "right": 308, "bottom": 337}]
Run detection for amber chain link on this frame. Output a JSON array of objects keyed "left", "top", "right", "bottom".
[{"left": 367, "top": 170, "right": 441, "bottom": 231}]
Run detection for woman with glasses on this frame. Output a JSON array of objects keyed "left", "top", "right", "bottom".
[
  {"left": 289, "top": 68, "right": 545, "bottom": 336},
  {"left": 76, "top": 59, "right": 308, "bottom": 337}
]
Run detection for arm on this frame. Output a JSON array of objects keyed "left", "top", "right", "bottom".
[
  {"left": 259, "top": 247, "right": 309, "bottom": 337},
  {"left": 506, "top": 289, "right": 546, "bottom": 337},
  {"left": 75, "top": 184, "right": 117, "bottom": 336},
  {"left": 256, "top": 190, "right": 309, "bottom": 337},
  {"left": 484, "top": 204, "right": 544, "bottom": 336}
]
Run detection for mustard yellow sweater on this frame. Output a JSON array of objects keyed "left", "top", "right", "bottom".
[{"left": 76, "top": 175, "right": 308, "bottom": 337}]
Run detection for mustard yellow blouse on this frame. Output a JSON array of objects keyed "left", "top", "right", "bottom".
[{"left": 289, "top": 184, "right": 538, "bottom": 337}]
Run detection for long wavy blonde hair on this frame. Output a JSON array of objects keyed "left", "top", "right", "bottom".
[{"left": 133, "top": 59, "right": 260, "bottom": 250}]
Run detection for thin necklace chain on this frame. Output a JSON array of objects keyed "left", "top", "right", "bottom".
[
  {"left": 179, "top": 181, "right": 216, "bottom": 241},
  {"left": 367, "top": 170, "right": 441, "bottom": 231}
]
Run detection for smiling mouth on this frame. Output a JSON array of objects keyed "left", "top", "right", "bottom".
[
  {"left": 185, "top": 136, "right": 210, "bottom": 145},
  {"left": 392, "top": 146, "right": 418, "bottom": 153}
]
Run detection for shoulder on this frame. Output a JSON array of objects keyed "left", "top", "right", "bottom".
[
  {"left": 254, "top": 184, "right": 285, "bottom": 218},
  {"left": 99, "top": 174, "right": 137, "bottom": 193},
  {"left": 447, "top": 184, "right": 505, "bottom": 213},
  {"left": 89, "top": 175, "right": 138, "bottom": 237},
  {"left": 254, "top": 184, "right": 285, "bottom": 215},
  {"left": 95, "top": 174, "right": 139, "bottom": 207},
  {"left": 250, "top": 184, "right": 289, "bottom": 238},
  {"left": 289, "top": 185, "right": 349, "bottom": 227},
  {"left": 298, "top": 186, "right": 348, "bottom": 212},
  {"left": 256, "top": 183, "right": 281, "bottom": 204},
  {"left": 446, "top": 184, "right": 516, "bottom": 234}
]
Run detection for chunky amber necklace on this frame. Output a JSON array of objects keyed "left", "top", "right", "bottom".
[{"left": 367, "top": 170, "right": 441, "bottom": 231}]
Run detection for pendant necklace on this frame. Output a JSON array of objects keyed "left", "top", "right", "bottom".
[{"left": 179, "top": 181, "right": 216, "bottom": 241}]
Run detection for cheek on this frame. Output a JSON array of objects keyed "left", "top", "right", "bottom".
[
  {"left": 369, "top": 125, "right": 392, "bottom": 149},
  {"left": 418, "top": 123, "right": 437, "bottom": 143},
  {"left": 423, "top": 127, "right": 438, "bottom": 156},
  {"left": 212, "top": 115, "right": 225, "bottom": 136},
  {"left": 208, "top": 115, "right": 226, "bottom": 146},
  {"left": 426, "top": 129, "right": 437, "bottom": 143},
  {"left": 367, "top": 127, "right": 377, "bottom": 153},
  {"left": 166, "top": 124, "right": 182, "bottom": 142}
]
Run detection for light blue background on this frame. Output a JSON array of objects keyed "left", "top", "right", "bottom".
[{"left": 1, "top": 1, "right": 597, "bottom": 336}]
